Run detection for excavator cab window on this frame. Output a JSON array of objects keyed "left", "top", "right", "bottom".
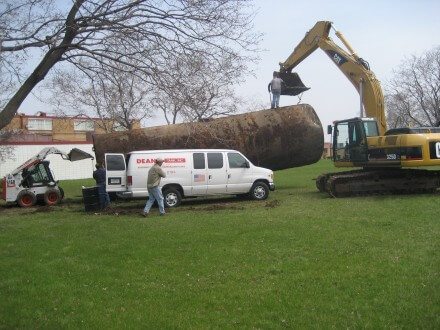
[
  {"left": 362, "top": 120, "right": 379, "bottom": 137},
  {"left": 334, "top": 122, "right": 350, "bottom": 161},
  {"left": 348, "top": 122, "right": 360, "bottom": 145},
  {"left": 333, "top": 120, "right": 368, "bottom": 163}
]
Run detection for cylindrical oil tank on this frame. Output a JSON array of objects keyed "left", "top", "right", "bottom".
[{"left": 93, "top": 104, "right": 323, "bottom": 170}]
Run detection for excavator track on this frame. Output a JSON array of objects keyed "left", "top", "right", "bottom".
[{"left": 316, "top": 169, "right": 440, "bottom": 197}]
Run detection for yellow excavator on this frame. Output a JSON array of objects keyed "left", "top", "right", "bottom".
[{"left": 278, "top": 21, "right": 440, "bottom": 196}]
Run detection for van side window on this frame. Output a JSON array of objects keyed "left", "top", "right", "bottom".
[
  {"left": 106, "top": 155, "right": 126, "bottom": 171},
  {"left": 207, "top": 153, "right": 223, "bottom": 169},
  {"left": 228, "top": 153, "right": 247, "bottom": 168},
  {"left": 193, "top": 153, "right": 205, "bottom": 169}
]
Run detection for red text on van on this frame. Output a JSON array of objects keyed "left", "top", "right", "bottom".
[{"left": 136, "top": 158, "right": 186, "bottom": 164}]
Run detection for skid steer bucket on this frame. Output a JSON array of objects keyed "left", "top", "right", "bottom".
[{"left": 278, "top": 71, "right": 310, "bottom": 96}]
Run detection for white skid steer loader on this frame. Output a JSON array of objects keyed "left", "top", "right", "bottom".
[{"left": 1, "top": 147, "right": 93, "bottom": 207}]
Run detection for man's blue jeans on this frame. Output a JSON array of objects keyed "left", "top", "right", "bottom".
[
  {"left": 143, "top": 186, "right": 165, "bottom": 214},
  {"left": 97, "top": 183, "right": 110, "bottom": 208},
  {"left": 271, "top": 91, "right": 281, "bottom": 108}
]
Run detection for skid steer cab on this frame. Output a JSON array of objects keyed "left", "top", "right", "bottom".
[{"left": 1, "top": 147, "right": 93, "bottom": 207}]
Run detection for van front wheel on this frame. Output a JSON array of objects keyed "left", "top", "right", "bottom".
[
  {"left": 162, "top": 188, "right": 182, "bottom": 208},
  {"left": 250, "top": 182, "right": 269, "bottom": 200}
]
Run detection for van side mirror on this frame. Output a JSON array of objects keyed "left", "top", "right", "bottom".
[
  {"left": 327, "top": 125, "right": 333, "bottom": 135},
  {"left": 243, "top": 161, "right": 250, "bottom": 168}
]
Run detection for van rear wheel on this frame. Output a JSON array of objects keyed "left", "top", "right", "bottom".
[
  {"left": 250, "top": 182, "right": 269, "bottom": 200},
  {"left": 162, "top": 187, "right": 182, "bottom": 208}
]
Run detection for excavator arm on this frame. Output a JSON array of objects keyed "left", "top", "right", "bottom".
[
  {"left": 280, "top": 21, "right": 332, "bottom": 71},
  {"left": 279, "top": 21, "right": 387, "bottom": 135}
]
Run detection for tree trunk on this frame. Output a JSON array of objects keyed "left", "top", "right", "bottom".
[{"left": 0, "top": 0, "right": 85, "bottom": 130}]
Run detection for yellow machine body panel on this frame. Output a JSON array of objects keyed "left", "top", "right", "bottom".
[{"left": 367, "top": 133, "right": 440, "bottom": 167}]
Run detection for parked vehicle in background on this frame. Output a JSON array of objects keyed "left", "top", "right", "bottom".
[
  {"left": 105, "top": 149, "right": 275, "bottom": 207},
  {"left": 1, "top": 147, "right": 93, "bottom": 207}
]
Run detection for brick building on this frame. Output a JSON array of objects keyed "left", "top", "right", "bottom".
[
  {"left": 323, "top": 142, "right": 333, "bottom": 159},
  {"left": 4, "top": 112, "right": 140, "bottom": 143},
  {"left": 1, "top": 112, "right": 141, "bottom": 180}
]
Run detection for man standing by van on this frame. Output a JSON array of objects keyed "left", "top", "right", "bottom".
[
  {"left": 142, "top": 158, "right": 166, "bottom": 217},
  {"left": 93, "top": 163, "right": 110, "bottom": 209}
]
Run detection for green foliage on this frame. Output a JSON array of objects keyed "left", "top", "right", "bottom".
[{"left": 0, "top": 160, "right": 438, "bottom": 328}]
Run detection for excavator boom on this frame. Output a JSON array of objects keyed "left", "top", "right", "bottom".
[
  {"left": 279, "top": 21, "right": 386, "bottom": 135},
  {"left": 280, "top": 21, "right": 331, "bottom": 71}
]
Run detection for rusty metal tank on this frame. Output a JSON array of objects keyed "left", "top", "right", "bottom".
[{"left": 93, "top": 104, "right": 323, "bottom": 170}]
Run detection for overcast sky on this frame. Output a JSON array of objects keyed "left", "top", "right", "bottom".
[{"left": 20, "top": 0, "right": 440, "bottom": 141}]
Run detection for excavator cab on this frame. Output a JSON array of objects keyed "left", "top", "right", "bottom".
[
  {"left": 277, "top": 71, "right": 310, "bottom": 96},
  {"left": 331, "top": 118, "right": 378, "bottom": 165}
]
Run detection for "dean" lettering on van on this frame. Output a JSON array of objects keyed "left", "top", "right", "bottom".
[{"left": 137, "top": 158, "right": 186, "bottom": 164}]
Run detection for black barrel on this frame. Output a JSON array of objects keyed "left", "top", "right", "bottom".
[{"left": 82, "top": 186, "right": 101, "bottom": 212}]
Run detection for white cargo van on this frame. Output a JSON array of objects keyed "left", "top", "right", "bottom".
[{"left": 105, "top": 149, "right": 275, "bottom": 207}]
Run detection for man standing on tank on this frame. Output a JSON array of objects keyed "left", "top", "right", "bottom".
[{"left": 268, "top": 72, "right": 284, "bottom": 109}]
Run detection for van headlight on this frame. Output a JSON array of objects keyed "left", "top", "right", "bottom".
[{"left": 269, "top": 172, "right": 273, "bottom": 180}]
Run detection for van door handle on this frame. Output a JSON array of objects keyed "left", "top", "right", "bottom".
[
  {"left": 209, "top": 175, "right": 212, "bottom": 180},
  {"left": 228, "top": 174, "right": 231, "bottom": 179}
]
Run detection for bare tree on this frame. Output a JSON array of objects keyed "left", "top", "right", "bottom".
[
  {"left": 0, "top": 0, "right": 260, "bottom": 129},
  {"left": 47, "top": 64, "right": 150, "bottom": 131},
  {"left": 151, "top": 49, "right": 247, "bottom": 123},
  {"left": 180, "top": 56, "right": 243, "bottom": 122},
  {"left": 385, "top": 46, "right": 440, "bottom": 128},
  {"left": 151, "top": 83, "right": 186, "bottom": 125}
]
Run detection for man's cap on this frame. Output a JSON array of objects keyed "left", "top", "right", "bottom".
[{"left": 156, "top": 157, "right": 164, "bottom": 163}]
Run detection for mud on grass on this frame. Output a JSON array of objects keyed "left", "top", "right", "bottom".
[
  {"left": 0, "top": 194, "right": 278, "bottom": 218},
  {"left": 87, "top": 197, "right": 280, "bottom": 216}
]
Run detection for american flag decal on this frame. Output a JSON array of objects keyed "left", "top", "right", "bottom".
[{"left": 193, "top": 174, "right": 205, "bottom": 182}]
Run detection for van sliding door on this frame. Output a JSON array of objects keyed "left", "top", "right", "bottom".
[
  {"left": 206, "top": 152, "right": 227, "bottom": 194},
  {"left": 191, "top": 152, "right": 207, "bottom": 195},
  {"left": 105, "top": 153, "right": 127, "bottom": 192}
]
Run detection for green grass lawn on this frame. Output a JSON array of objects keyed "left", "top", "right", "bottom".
[{"left": 0, "top": 160, "right": 439, "bottom": 328}]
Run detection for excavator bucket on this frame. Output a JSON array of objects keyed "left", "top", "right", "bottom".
[
  {"left": 67, "top": 148, "right": 94, "bottom": 161},
  {"left": 278, "top": 72, "right": 310, "bottom": 96}
]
